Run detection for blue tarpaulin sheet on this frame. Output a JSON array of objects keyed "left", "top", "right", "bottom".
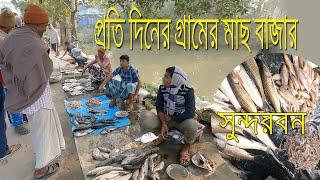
[{"left": 64, "top": 95, "right": 131, "bottom": 135}]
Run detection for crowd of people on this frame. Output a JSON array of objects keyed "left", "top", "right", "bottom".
[{"left": 0, "top": 3, "right": 204, "bottom": 179}]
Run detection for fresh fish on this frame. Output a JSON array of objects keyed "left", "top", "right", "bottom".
[
  {"left": 213, "top": 98, "right": 235, "bottom": 110},
  {"left": 215, "top": 138, "right": 257, "bottom": 161},
  {"left": 214, "top": 90, "right": 230, "bottom": 102},
  {"left": 227, "top": 73, "right": 257, "bottom": 112},
  {"left": 121, "top": 155, "right": 137, "bottom": 165},
  {"left": 242, "top": 58, "right": 268, "bottom": 105},
  {"left": 280, "top": 64, "right": 289, "bottom": 87},
  {"left": 74, "top": 129, "right": 93, "bottom": 137},
  {"left": 137, "top": 158, "right": 148, "bottom": 180},
  {"left": 87, "top": 166, "right": 116, "bottom": 176},
  {"left": 98, "top": 147, "right": 112, "bottom": 153},
  {"left": 214, "top": 133, "right": 268, "bottom": 152},
  {"left": 220, "top": 78, "right": 242, "bottom": 112},
  {"left": 154, "top": 172, "right": 160, "bottom": 180},
  {"left": 283, "top": 54, "right": 296, "bottom": 77},
  {"left": 96, "top": 167, "right": 124, "bottom": 176},
  {"left": 125, "top": 148, "right": 160, "bottom": 166},
  {"left": 93, "top": 171, "right": 127, "bottom": 180},
  {"left": 255, "top": 59, "right": 281, "bottom": 112},
  {"left": 131, "top": 169, "right": 139, "bottom": 180},
  {"left": 153, "top": 161, "right": 164, "bottom": 172},
  {"left": 294, "top": 62, "right": 311, "bottom": 92},
  {"left": 205, "top": 101, "right": 234, "bottom": 113},
  {"left": 235, "top": 65, "right": 264, "bottom": 109},
  {"left": 148, "top": 171, "right": 157, "bottom": 180},
  {"left": 117, "top": 173, "right": 133, "bottom": 180},
  {"left": 277, "top": 87, "right": 302, "bottom": 106},
  {"left": 97, "top": 155, "right": 127, "bottom": 167},
  {"left": 92, "top": 148, "right": 104, "bottom": 161},
  {"left": 272, "top": 74, "right": 281, "bottom": 81},
  {"left": 148, "top": 156, "right": 155, "bottom": 172},
  {"left": 254, "top": 122, "right": 277, "bottom": 151}
]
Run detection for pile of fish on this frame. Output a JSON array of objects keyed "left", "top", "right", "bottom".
[
  {"left": 87, "top": 147, "right": 165, "bottom": 180},
  {"left": 62, "top": 77, "right": 95, "bottom": 96},
  {"left": 206, "top": 54, "right": 320, "bottom": 179},
  {"left": 282, "top": 130, "right": 320, "bottom": 171}
]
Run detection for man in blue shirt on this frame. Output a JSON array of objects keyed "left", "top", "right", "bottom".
[{"left": 105, "top": 55, "right": 141, "bottom": 111}]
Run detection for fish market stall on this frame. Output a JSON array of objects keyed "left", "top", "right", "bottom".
[{"left": 57, "top": 63, "right": 241, "bottom": 179}]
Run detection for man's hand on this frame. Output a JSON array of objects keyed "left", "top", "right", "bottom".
[
  {"left": 161, "top": 123, "right": 169, "bottom": 139},
  {"left": 98, "top": 85, "right": 104, "bottom": 93},
  {"left": 164, "top": 114, "right": 171, "bottom": 124},
  {"left": 133, "top": 94, "right": 139, "bottom": 101}
]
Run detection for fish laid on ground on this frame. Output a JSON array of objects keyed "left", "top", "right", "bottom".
[
  {"left": 215, "top": 138, "right": 256, "bottom": 161},
  {"left": 117, "top": 173, "right": 133, "bottom": 180},
  {"left": 148, "top": 156, "right": 155, "bottom": 172},
  {"left": 205, "top": 101, "right": 234, "bottom": 113},
  {"left": 137, "top": 158, "right": 148, "bottom": 180},
  {"left": 242, "top": 58, "right": 267, "bottom": 105},
  {"left": 98, "top": 147, "right": 112, "bottom": 153},
  {"left": 293, "top": 61, "right": 311, "bottom": 92},
  {"left": 280, "top": 64, "right": 289, "bottom": 87},
  {"left": 220, "top": 78, "right": 242, "bottom": 112},
  {"left": 74, "top": 129, "right": 93, "bottom": 137},
  {"left": 254, "top": 122, "right": 277, "bottom": 151},
  {"left": 214, "top": 133, "right": 268, "bottom": 152},
  {"left": 93, "top": 171, "right": 128, "bottom": 180},
  {"left": 227, "top": 73, "right": 257, "bottom": 112},
  {"left": 277, "top": 87, "right": 302, "bottom": 106},
  {"left": 87, "top": 166, "right": 116, "bottom": 176},
  {"left": 131, "top": 169, "right": 139, "bottom": 180},
  {"left": 283, "top": 54, "right": 296, "bottom": 77},
  {"left": 121, "top": 154, "right": 137, "bottom": 165},
  {"left": 126, "top": 147, "right": 160, "bottom": 166},
  {"left": 214, "top": 90, "right": 230, "bottom": 102},
  {"left": 97, "top": 155, "right": 127, "bottom": 167},
  {"left": 213, "top": 98, "right": 235, "bottom": 110},
  {"left": 235, "top": 65, "right": 264, "bottom": 109},
  {"left": 153, "top": 161, "right": 164, "bottom": 172},
  {"left": 96, "top": 166, "right": 124, "bottom": 176},
  {"left": 256, "top": 59, "right": 281, "bottom": 112}
]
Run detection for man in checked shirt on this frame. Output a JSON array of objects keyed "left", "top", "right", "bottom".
[{"left": 105, "top": 54, "right": 141, "bottom": 112}]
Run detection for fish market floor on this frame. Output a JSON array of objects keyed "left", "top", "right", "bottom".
[{"left": 0, "top": 82, "right": 239, "bottom": 180}]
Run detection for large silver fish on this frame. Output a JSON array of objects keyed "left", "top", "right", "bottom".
[
  {"left": 137, "top": 158, "right": 148, "bottom": 180},
  {"left": 255, "top": 59, "right": 281, "bottom": 112},
  {"left": 214, "top": 133, "right": 268, "bottom": 152},
  {"left": 215, "top": 138, "right": 257, "bottom": 161},
  {"left": 242, "top": 58, "right": 268, "bottom": 106},
  {"left": 234, "top": 65, "right": 264, "bottom": 109},
  {"left": 214, "top": 89, "right": 230, "bottom": 102},
  {"left": 220, "top": 78, "right": 242, "bottom": 112},
  {"left": 280, "top": 64, "right": 289, "bottom": 88},
  {"left": 227, "top": 73, "right": 257, "bottom": 112}
]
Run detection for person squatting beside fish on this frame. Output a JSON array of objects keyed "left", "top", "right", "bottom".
[
  {"left": 82, "top": 47, "right": 113, "bottom": 93},
  {"left": 105, "top": 54, "right": 141, "bottom": 112},
  {"left": 139, "top": 66, "right": 205, "bottom": 166}
]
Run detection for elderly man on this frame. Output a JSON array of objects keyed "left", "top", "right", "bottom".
[
  {"left": 0, "top": 8, "right": 21, "bottom": 161},
  {"left": 0, "top": 4, "right": 65, "bottom": 179}
]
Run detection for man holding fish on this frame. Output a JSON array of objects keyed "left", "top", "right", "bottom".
[{"left": 140, "top": 66, "right": 205, "bottom": 166}]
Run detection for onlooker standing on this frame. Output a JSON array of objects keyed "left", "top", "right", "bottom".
[
  {"left": 0, "top": 8, "right": 21, "bottom": 160},
  {"left": 49, "top": 23, "right": 59, "bottom": 56},
  {"left": 0, "top": 4, "right": 65, "bottom": 179}
]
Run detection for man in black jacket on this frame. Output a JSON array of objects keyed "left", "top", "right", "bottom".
[{"left": 140, "top": 66, "right": 204, "bottom": 166}]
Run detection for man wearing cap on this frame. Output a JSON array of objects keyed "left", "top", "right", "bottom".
[
  {"left": 0, "top": 4, "right": 65, "bottom": 179},
  {"left": 0, "top": 8, "right": 22, "bottom": 162}
]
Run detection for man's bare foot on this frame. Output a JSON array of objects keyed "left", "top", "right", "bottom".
[{"left": 180, "top": 144, "right": 191, "bottom": 166}]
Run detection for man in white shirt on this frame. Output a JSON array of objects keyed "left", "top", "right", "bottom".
[{"left": 49, "top": 23, "right": 59, "bottom": 56}]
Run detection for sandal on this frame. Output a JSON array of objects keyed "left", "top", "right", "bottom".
[
  {"left": 180, "top": 148, "right": 191, "bottom": 166},
  {"left": 0, "top": 144, "right": 21, "bottom": 160},
  {"left": 34, "top": 162, "right": 60, "bottom": 180},
  {"left": 152, "top": 136, "right": 165, "bottom": 146}
]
